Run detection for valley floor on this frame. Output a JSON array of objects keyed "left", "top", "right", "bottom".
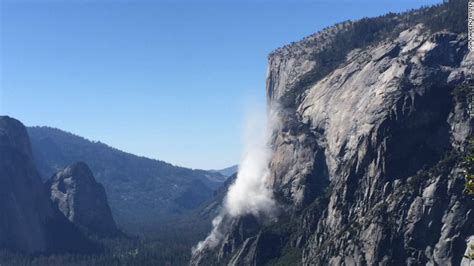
[{"left": 0, "top": 220, "right": 211, "bottom": 266}]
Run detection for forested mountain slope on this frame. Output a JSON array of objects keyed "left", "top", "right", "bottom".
[{"left": 28, "top": 126, "right": 225, "bottom": 230}]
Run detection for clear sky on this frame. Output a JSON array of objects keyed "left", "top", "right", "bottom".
[{"left": 1, "top": 0, "right": 442, "bottom": 170}]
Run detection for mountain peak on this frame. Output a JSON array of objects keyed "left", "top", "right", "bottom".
[
  {"left": 0, "top": 117, "right": 95, "bottom": 254},
  {"left": 46, "top": 162, "right": 121, "bottom": 237},
  {"left": 54, "top": 161, "right": 96, "bottom": 184},
  {"left": 0, "top": 116, "right": 34, "bottom": 159}
]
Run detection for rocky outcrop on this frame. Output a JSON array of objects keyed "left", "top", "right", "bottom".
[
  {"left": 46, "top": 162, "right": 121, "bottom": 237},
  {"left": 292, "top": 27, "right": 472, "bottom": 266},
  {"left": 0, "top": 116, "right": 94, "bottom": 254},
  {"left": 192, "top": 2, "right": 474, "bottom": 265},
  {"left": 27, "top": 126, "right": 224, "bottom": 230}
]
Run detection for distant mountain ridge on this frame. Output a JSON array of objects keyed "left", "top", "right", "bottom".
[
  {"left": 27, "top": 126, "right": 227, "bottom": 231},
  {"left": 209, "top": 165, "right": 238, "bottom": 178}
]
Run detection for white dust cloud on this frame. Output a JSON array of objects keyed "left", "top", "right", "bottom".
[{"left": 192, "top": 105, "right": 280, "bottom": 255}]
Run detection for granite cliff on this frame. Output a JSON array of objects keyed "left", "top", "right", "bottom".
[
  {"left": 46, "top": 162, "right": 121, "bottom": 237},
  {"left": 192, "top": 1, "right": 474, "bottom": 265},
  {"left": 0, "top": 116, "right": 94, "bottom": 254}
]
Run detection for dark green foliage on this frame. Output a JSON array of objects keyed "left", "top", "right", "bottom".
[
  {"left": 464, "top": 245, "right": 474, "bottom": 261},
  {"left": 285, "top": 15, "right": 394, "bottom": 107},
  {"left": 259, "top": 216, "right": 302, "bottom": 266},
  {"left": 452, "top": 83, "right": 473, "bottom": 105},
  {"left": 421, "top": 0, "right": 468, "bottom": 33},
  {"left": 255, "top": 189, "right": 331, "bottom": 266},
  {"left": 0, "top": 219, "right": 211, "bottom": 266},
  {"left": 282, "top": 0, "right": 469, "bottom": 108},
  {"left": 408, "top": 150, "right": 461, "bottom": 192},
  {"left": 461, "top": 138, "right": 474, "bottom": 259},
  {"left": 265, "top": 247, "right": 301, "bottom": 266},
  {"left": 452, "top": 82, "right": 474, "bottom": 196},
  {"left": 463, "top": 138, "right": 474, "bottom": 196}
]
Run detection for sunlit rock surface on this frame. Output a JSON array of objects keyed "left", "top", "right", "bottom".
[
  {"left": 46, "top": 162, "right": 121, "bottom": 237},
  {"left": 192, "top": 3, "right": 474, "bottom": 265}
]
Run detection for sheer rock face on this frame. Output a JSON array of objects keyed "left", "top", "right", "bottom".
[
  {"left": 0, "top": 116, "right": 53, "bottom": 253},
  {"left": 46, "top": 162, "right": 120, "bottom": 237},
  {"left": 294, "top": 28, "right": 473, "bottom": 265},
  {"left": 192, "top": 13, "right": 474, "bottom": 266},
  {"left": 271, "top": 26, "right": 474, "bottom": 265},
  {"left": 0, "top": 116, "right": 93, "bottom": 254}
]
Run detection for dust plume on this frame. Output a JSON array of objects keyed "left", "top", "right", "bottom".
[{"left": 192, "top": 105, "right": 280, "bottom": 255}]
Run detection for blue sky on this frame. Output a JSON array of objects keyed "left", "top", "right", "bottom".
[{"left": 1, "top": 0, "right": 442, "bottom": 169}]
